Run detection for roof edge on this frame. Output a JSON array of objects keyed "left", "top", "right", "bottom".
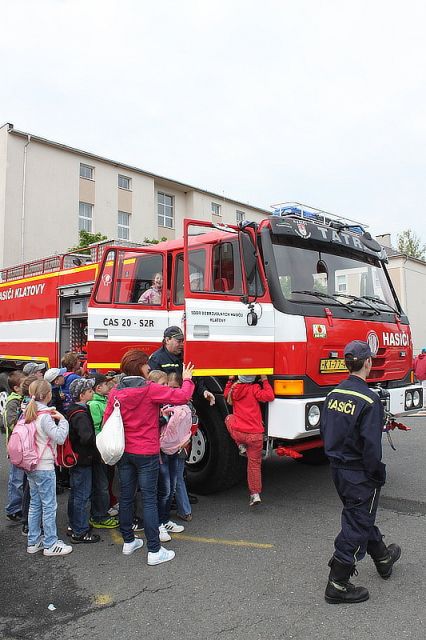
[{"left": 6, "top": 124, "right": 270, "bottom": 214}]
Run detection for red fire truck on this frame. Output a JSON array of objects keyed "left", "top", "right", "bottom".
[{"left": 0, "top": 204, "right": 423, "bottom": 492}]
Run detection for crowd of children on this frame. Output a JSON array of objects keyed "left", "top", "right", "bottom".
[{"left": 2, "top": 351, "right": 275, "bottom": 564}]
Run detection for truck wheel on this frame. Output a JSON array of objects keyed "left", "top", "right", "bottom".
[
  {"left": 186, "top": 404, "right": 244, "bottom": 494},
  {"left": 297, "top": 447, "right": 329, "bottom": 465}
]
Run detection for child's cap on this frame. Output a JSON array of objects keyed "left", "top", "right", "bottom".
[
  {"left": 92, "top": 373, "right": 108, "bottom": 388},
  {"left": 69, "top": 377, "right": 94, "bottom": 400},
  {"left": 44, "top": 367, "right": 67, "bottom": 384},
  {"left": 238, "top": 375, "right": 256, "bottom": 383},
  {"left": 23, "top": 362, "right": 46, "bottom": 375}
]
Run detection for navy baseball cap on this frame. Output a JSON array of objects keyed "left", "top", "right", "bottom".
[
  {"left": 344, "top": 340, "right": 372, "bottom": 360},
  {"left": 164, "top": 326, "right": 184, "bottom": 340}
]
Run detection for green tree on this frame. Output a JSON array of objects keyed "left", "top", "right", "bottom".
[
  {"left": 69, "top": 230, "right": 108, "bottom": 253},
  {"left": 143, "top": 237, "right": 168, "bottom": 244},
  {"left": 397, "top": 229, "right": 426, "bottom": 260}
]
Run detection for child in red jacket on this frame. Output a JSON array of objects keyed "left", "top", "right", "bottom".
[{"left": 224, "top": 374, "right": 274, "bottom": 506}]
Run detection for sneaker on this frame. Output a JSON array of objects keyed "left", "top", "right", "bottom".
[
  {"left": 71, "top": 531, "right": 100, "bottom": 544},
  {"left": 6, "top": 512, "right": 22, "bottom": 523},
  {"left": 249, "top": 493, "right": 261, "bottom": 506},
  {"left": 147, "top": 546, "right": 175, "bottom": 566},
  {"left": 164, "top": 520, "right": 184, "bottom": 533},
  {"left": 108, "top": 506, "right": 119, "bottom": 517},
  {"left": 21, "top": 523, "right": 29, "bottom": 536},
  {"left": 27, "top": 539, "right": 44, "bottom": 554},
  {"left": 89, "top": 517, "right": 119, "bottom": 529},
  {"left": 238, "top": 444, "right": 247, "bottom": 456},
  {"left": 177, "top": 513, "right": 192, "bottom": 522},
  {"left": 132, "top": 517, "right": 144, "bottom": 532},
  {"left": 122, "top": 538, "right": 144, "bottom": 555},
  {"left": 159, "top": 524, "right": 172, "bottom": 542},
  {"left": 44, "top": 540, "right": 73, "bottom": 556}
]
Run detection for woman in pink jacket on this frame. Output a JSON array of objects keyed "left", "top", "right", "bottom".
[{"left": 103, "top": 349, "right": 194, "bottom": 565}]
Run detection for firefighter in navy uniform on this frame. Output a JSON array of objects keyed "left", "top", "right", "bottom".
[{"left": 320, "top": 340, "right": 401, "bottom": 604}]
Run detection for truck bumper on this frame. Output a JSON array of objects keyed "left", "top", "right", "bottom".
[{"left": 266, "top": 384, "right": 424, "bottom": 440}]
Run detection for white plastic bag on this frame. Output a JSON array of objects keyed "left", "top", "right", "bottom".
[{"left": 96, "top": 399, "right": 125, "bottom": 465}]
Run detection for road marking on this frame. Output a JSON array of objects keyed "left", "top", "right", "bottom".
[
  {"left": 109, "top": 529, "right": 273, "bottom": 549},
  {"left": 110, "top": 529, "right": 123, "bottom": 544},
  {"left": 94, "top": 594, "right": 113, "bottom": 606},
  {"left": 172, "top": 534, "right": 274, "bottom": 549}
]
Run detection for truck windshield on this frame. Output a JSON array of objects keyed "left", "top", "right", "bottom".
[{"left": 271, "top": 238, "right": 397, "bottom": 313}]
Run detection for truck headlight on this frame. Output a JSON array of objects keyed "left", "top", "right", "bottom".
[
  {"left": 413, "top": 390, "right": 421, "bottom": 408},
  {"left": 405, "top": 391, "right": 413, "bottom": 410},
  {"left": 306, "top": 404, "right": 321, "bottom": 428}
]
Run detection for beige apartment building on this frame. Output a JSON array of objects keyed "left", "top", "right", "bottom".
[{"left": 0, "top": 122, "right": 269, "bottom": 268}]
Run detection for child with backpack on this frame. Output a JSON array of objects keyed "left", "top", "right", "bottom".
[
  {"left": 4, "top": 370, "right": 26, "bottom": 523},
  {"left": 67, "top": 377, "right": 100, "bottom": 543},
  {"left": 224, "top": 374, "right": 275, "bottom": 506},
  {"left": 167, "top": 372, "right": 197, "bottom": 522},
  {"left": 18, "top": 375, "right": 38, "bottom": 535},
  {"left": 21, "top": 379, "right": 72, "bottom": 556},
  {"left": 148, "top": 370, "right": 191, "bottom": 542},
  {"left": 61, "top": 352, "right": 82, "bottom": 413},
  {"left": 87, "top": 374, "right": 119, "bottom": 529},
  {"left": 148, "top": 370, "right": 187, "bottom": 541}
]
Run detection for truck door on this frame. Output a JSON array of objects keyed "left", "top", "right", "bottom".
[
  {"left": 88, "top": 246, "right": 168, "bottom": 371},
  {"left": 183, "top": 220, "right": 274, "bottom": 376}
]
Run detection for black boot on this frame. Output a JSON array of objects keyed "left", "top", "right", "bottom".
[
  {"left": 325, "top": 557, "right": 369, "bottom": 604},
  {"left": 367, "top": 541, "right": 401, "bottom": 579}
]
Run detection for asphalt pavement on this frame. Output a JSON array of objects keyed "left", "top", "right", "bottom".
[{"left": 1, "top": 417, "right": 425, "bottom": 640}]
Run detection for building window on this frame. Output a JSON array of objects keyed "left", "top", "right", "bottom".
[
  {"left": 236, "top": 210, "right": 245, "bottom": 224},
  {"left": 118, "top": 211, "right": 130, "bottom": 240},
  {"left": 158, "top": 192, "right": 174, "bottom": 228},
  {"left": 211, "top": 202, "right": 221, "bottom": 216},
  {"left": 118, "top": 174, "right": 131, "bottom": 190},
  {"left": 79, "top": 202, "right": 93, "bottom": 232},
  {"left": 80, "top": 163, "right": 94, "bottom": 180},
  {"left": 336, "top": 274, "right": 347, "bottom": 293}
]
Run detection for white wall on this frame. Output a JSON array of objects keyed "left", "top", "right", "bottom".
[
  {"left": 1, "top": 130, "right": 269, "bottom": 269},
  {"left": 5, "top": 134, "right": 79, "bottom": 264},
  {"left": 388, "top": 256, "right": 426, "bottom": 355},
  {"left": 0, "top": 125, "right": 8, "bottom": 269}
]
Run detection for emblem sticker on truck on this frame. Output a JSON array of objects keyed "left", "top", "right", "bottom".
[{"left": 313, "top": 324, "right": 327, "bottom": 338}]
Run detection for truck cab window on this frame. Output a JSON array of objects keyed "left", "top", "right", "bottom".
[
  {"left": 113, "top": 251, "right": 163, "bottom": 304},
  {"left": 95, "top": 251, "right": 115, "bottom": 304},
  {"left": 174, "top": 249, "right": 207, "bottom": 305},
  {"left": 212, "top": 241, "right": 243, "bottom": 295}
]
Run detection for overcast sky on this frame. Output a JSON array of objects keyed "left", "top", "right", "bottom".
[{"left": 1, "top": 0, "right": 426, "bottom": 245}]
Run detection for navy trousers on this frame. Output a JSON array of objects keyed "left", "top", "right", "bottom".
[{"left": 332, "top": 467, "right": 383, "bottom": 566}]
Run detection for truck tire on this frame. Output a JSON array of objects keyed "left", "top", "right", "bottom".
[{"left": 186, "top": 402, "right": 244, "bottom": 495}]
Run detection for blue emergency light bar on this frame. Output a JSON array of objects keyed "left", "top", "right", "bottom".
[{"left": 271, "top": 202, "right": 366, "bottom": 235}]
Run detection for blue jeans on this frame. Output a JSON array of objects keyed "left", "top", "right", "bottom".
[
  {"left": 175, "top": 457, "right": 191, "bottom": 517},
  {"left": 158, "top": 453, "right": 179, "bottom": 526},
  {"left": 117, "top": 452, "right": 160, "bottom": 552},
  {"left": 6, "top": 463, "right": 24, "bottom": 515},
  {"left": 91, "top": 462, "right": 110, "bottom": 521},
  {"left": 27, "top": 470, "right": 58, "bottom": 548},
  {"left": 68, "top": 465, "right": 92, "bottom": 535}
]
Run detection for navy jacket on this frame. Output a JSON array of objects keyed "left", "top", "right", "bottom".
[
  {"left": 320, "top": 375, "right": 386, "bottom": 486},
  {"left": 148, "top": 345, "right": 208, "bottom": 397},
  {"left": 148, "top": 345, "right": 182, "bottom": 376}
]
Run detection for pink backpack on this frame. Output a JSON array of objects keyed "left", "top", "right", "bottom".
[
  {"left": 160, "top": 404, "right": 193, "bottom": 455},
  {"left": 7, "top": 411, "right": 51, "bottom": 471}
]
